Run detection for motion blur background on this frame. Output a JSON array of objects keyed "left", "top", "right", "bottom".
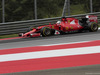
[{"left": 0, "top": 0, "right": 100, "bottom": 22}]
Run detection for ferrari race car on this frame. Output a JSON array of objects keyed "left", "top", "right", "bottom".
[{"left": 19, "top": 15, "right": 98, "bottom": 37}]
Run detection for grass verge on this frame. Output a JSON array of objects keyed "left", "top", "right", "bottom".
[{"left": 0, "top": 34, "right": 18, "bottom": 39}]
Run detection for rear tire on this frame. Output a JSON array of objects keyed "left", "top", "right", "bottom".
[{"left": 88, "top": 22, "right": 98, "bottom": 32}]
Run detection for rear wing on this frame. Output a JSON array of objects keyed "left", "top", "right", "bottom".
[{"left": 86, "top": 15, "right": 98, "bottom": 23}]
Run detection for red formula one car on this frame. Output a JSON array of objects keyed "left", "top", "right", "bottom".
[{"left": 19, "top": 15, "right": 98, "bottom": 37}]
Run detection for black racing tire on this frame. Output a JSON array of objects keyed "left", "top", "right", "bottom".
[
  {"left": 88, "top": 22, "right": 98, "bottom": 32},
  {"left": 40, "top": 27, "right": 51, "bottom": 37}
]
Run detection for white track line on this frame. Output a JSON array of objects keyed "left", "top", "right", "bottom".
[
  {"left": 0, "top": 46, "right": 100, "bottom": 62},
  {"left": 40, "top": 41, "right": 90, "bottom": 46}
]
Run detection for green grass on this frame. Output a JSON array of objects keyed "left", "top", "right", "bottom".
[{"left": 0, "top": 34, "right": 18, "bottom": 39}]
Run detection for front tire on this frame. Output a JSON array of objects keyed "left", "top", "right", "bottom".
[{"left": 40, "top": 27, "right": 51, "bottom": 37}]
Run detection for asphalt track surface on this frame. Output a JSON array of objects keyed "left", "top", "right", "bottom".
[
  {"left": 0, "top": 30, "right": 100, "bottom": 49},
  {"left": 0, "top": 30, "right": 100, "bottom": 75}
]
